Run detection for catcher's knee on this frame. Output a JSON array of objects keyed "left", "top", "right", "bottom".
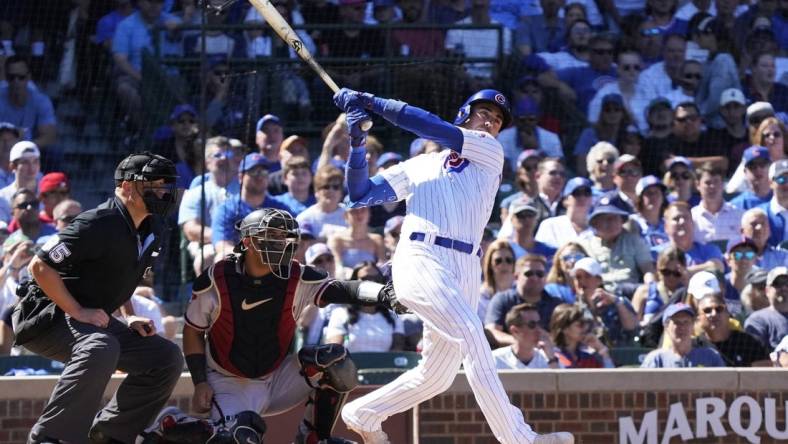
[{"left": 298, "top": 343, "right": 358, "bottom": 393}]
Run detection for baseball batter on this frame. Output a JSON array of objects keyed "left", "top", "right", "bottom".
[{"left": 333, "top": 89, "right": 574, "bottom": 444}]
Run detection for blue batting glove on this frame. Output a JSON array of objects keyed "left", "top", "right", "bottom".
[
  {"left": 346, "top": 107, "right": 370, "bottom": 147},
  {"left": 334, "top": 88, "right": 375, "bottom": 112}
]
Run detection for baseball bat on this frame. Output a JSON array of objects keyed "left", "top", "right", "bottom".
[{"left": 247, "top": 0, "right": 373, "bottom": 131}]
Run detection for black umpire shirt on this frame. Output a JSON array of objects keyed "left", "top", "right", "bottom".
[{"left": 36, "top": 197, "right": 164, "bottom": 314}]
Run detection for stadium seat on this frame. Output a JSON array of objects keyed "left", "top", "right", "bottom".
[
  {"left": 610, "top": 347, "right": 653, "bottom": 367},
  {"left": 351, "top": 352, "right": 421, "bottom": 385}
]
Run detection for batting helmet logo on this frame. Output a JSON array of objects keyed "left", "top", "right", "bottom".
[{"left": 494, "top": 94, "right": 506, "bottom": 105}]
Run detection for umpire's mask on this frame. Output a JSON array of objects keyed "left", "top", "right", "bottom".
[
  {"left": 115, "top": 152, "right": 178, "bottom": 217},
  {"left": 237, "top": 208, "right": 300, "bottom": 279}
]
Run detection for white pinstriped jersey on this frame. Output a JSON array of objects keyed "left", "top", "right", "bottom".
[{"left": 379, "top": 128, "right": 503, "bottom": 247}]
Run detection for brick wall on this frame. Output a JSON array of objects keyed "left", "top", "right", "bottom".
[{"left": 1, "top": 369, "right": 786, "bottom": 444}]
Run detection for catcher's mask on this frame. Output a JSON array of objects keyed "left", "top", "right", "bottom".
[
  {"left": 236, "top": 208, "right": 300, "bottom": 279},
  {"left": 114, "top": 152, "right": 178, "bottom": 217}
]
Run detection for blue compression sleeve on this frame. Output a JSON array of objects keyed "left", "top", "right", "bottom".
[
  {"left": 345, "top": 146, "right": 398, "bottom": 207},
  {"left": 371, "top": 98, "right": 464, "bottom": 152}
]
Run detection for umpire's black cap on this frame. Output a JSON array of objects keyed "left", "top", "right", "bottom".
[{"left": 114, "top": 152, "right": 177, "bottom": 184}]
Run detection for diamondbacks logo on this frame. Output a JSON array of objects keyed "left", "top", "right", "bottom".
[{"left": 444, "top": 151, "right": 469, "bottom": 174}]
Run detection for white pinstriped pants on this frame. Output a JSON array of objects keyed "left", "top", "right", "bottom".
[{"left": 342, "top": 240, "right": 538, "bottom": 444}]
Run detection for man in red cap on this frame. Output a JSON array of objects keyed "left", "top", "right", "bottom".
[{"left": 38, "top": 172, "right": 70, "bottom": 224}]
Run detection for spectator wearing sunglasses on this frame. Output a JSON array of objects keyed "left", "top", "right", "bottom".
[
  {"left": 498, "top": 158, "right": 566, "bottom": 239},
  {"left": 741, "top": 268, "right": 771, "bottom": 316},
  {"left": 663, "top": 60, "right": 701, "bottom": 109},
  {"left": 669, "top": 102, "right": 728, "bottom": 172},
  {"left": 663, "top": 156, "right": 701, "bottom": 206},
  {"left": 51, "top": 200, "right": 82, "bottom": 232},
  {"left": 737, "top": 207, "right": 788, "bottom": 271},
  {"left": 696, "top": 291, "right": 771, "bottom": 367},
  {"left": 556, "top": 33, "right": 618, "bottom": 114},
  {"left": 587, "top": 49, "right": 647, "bottom": 127},
  {"left": 492, "top": 303, "right": 561, "bottom": 369},
  {"left": 9, "top": 188, "right": 54, "bottom": 242},
  {"left": 507, "top": 200, "right": 556, "bottom": 266},
  {"left": 631, "top": 175, "right": 670, "bottom": 249},
  {"left": 641, "top": 302, "right": 726, "bottom": 368},
  {"left": 745, "top": 267, "right": 788, "bottom": 349},
  {"left": 722, "top": 239, "right": 760, "bottom": 318},
  {"left": 296, "top": 165, "right": 348, "bottom": 242},
  {"left": 757, "top": 159, "right": 788, "bottom": 248},
  {"left": 535, "top": 178, "right": 594, "bottom": 250},
  {"left": 580, "top": 191, "right": 655, "bottom": 296},
  {"left": 485, "top": 254, "right": 563, "bottom": 347},
  {"left": 728, "top": 146, "right": 773, "bottom": 210},
  {"left": 574, "top": 99, "right": 632, "bottom": 178},
  {"left": 549, "top": 303, "right": 613, "bottom": 368},
  {"left": 570, "top": 257, "right": 637, "bottom": 346},
  {"left": 544, "top": 242, "right": 589, "bottom": 304},
  {"left": 479, "top": 240, "right": 517, "bottom": 323},
  {"left": 211, "top": 153, "right": 292, "bottom": 259},
  {"left": 632, "top": 246, "right": 687, "bottom": 323},
  {"left": 613, "top": 154, "right": 642, "bottom": 209}
]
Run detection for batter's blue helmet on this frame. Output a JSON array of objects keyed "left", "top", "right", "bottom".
[{"left": 453, "top": 89, "right": 513, "bottom": 129}]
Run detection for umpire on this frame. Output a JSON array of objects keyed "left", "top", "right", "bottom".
[{"left": 12, "top": 152, "right": 185, "bottom": 444}]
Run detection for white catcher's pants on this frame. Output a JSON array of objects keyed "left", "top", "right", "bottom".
[{"left": 342, "top": 240, "right": 538, "bottom": 444}]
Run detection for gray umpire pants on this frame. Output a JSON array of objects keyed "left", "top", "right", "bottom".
[{"left": 23, "top": 315, "right": 184, "bottom": 444}]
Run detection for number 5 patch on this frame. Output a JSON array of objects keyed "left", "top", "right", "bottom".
[{"left": 42, "top": 236, "right": 72, "bottom": 263}]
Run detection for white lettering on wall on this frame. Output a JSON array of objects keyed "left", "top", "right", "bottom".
[{"left": 618, "top": 396, "right": 785, "bottom": 444}]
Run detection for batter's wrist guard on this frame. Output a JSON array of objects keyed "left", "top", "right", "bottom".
[
  {"left": 370, "top": 97, "right": 406, "bottom": 125},
  {"left": 185, "top": 353, "right": 208, "bottom": 386}
]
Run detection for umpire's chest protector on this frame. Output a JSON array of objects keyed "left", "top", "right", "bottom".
[{"left": 208, "top": 260, "right": 301, "bottom": 379}]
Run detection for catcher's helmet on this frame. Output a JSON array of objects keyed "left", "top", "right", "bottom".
[
  {"left": 236, "top": 208, "right": 300, "bottom": 279},
  {"left": 453, "top": 89, "right": 513, "bottom": 129},
  {"left": 114, "top": 152, "right": 178, "bottom": 217}
]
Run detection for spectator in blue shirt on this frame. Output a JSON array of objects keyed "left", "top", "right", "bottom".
[
  {"left": 94, "top": 0, "right": 135, "bottom": 48},
  {"left": 271, "top": 156, "right": 316, "bottom": 216},
  {"left": 557, "top": 34, "right": 618, "bottom": 115},
  {"left": 759, "top": 159, "right": 788, "bottom": 248},
  {"left": 514, "top": 0, "right": 565, "bottom": 55},
  {"left": 738, "top": 207, "right": 788, "bottom": 271},
  {"left": 507, "top": 199, "right": 556, "bottom": 267},
  {"left": 112, "top": 0, "right": 181, "bottom": 130},
  {"left": 0, "top": 56, "right": 56, "bottom": 150},
  {"left": 211, "top": 153, "right": 292, "bottom": 258},
  {"left": 745, "top": 267, "right": 788, "bottom": 350},
  {"left": 0, "top": 122, "right": 21, "bottom": 188},
  {"left": 729, "top": 146, "right": 773, "bottom": 210},
  {"left": 255, "top": 114, "right": 284, "bottom": 174},
  {"left": 641, "top": 303, "right": 726, "bottom": 368}
]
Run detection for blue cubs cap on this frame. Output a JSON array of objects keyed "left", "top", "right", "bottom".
[
  {"left": 514, "top": 96, "right": 539, "bottom": 117},
  {"left": 666, "top": 156, "right": 692, "bottom": 171},
  {"left": 563, "top": 177, "right": 593, "bottom": 197},
  {"left": 169, "top": 104, "right": 197, "bottom": 121},
  {"left": 376, "top": 152, "right": 403, "bottom": 168},
  {"left": 240, "top": 153, "right": 269, "bottom": 173},
  {"left": 662, "top": 303, "right": 695, "bottom": 325},
  {"left": 742, "top": 145, "right": 770, "bottom": 166},
  {"left": 256, "top": 114, "right": 282, "bottom": 132},
  {"left": 602, "top": 93, "right": 624, "bottom": 107},
  {"left": 635, "top": 175, "right": 666, "bottom": 197},
  {"left": 589, "top": 191, "right": 630, "bottom": 221}
]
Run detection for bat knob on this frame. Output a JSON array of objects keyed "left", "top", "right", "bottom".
[{"left": 361, "top": 120, "right": 373, "bottom": 131}]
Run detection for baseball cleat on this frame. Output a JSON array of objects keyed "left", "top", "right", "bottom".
[
  {"left": 533, "top": 432, "right": 575, "bottom": 444},
  {"left": 347, "top": 427, "right": 390, "bottom": 444}
]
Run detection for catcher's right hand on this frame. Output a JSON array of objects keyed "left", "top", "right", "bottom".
[{"left": 378, "top": 281, "right": 410, "bottom": 315}]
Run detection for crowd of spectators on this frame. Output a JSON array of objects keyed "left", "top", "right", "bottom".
[{"left": 0, "top": 0, "right": 787, "bottom": 372}]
